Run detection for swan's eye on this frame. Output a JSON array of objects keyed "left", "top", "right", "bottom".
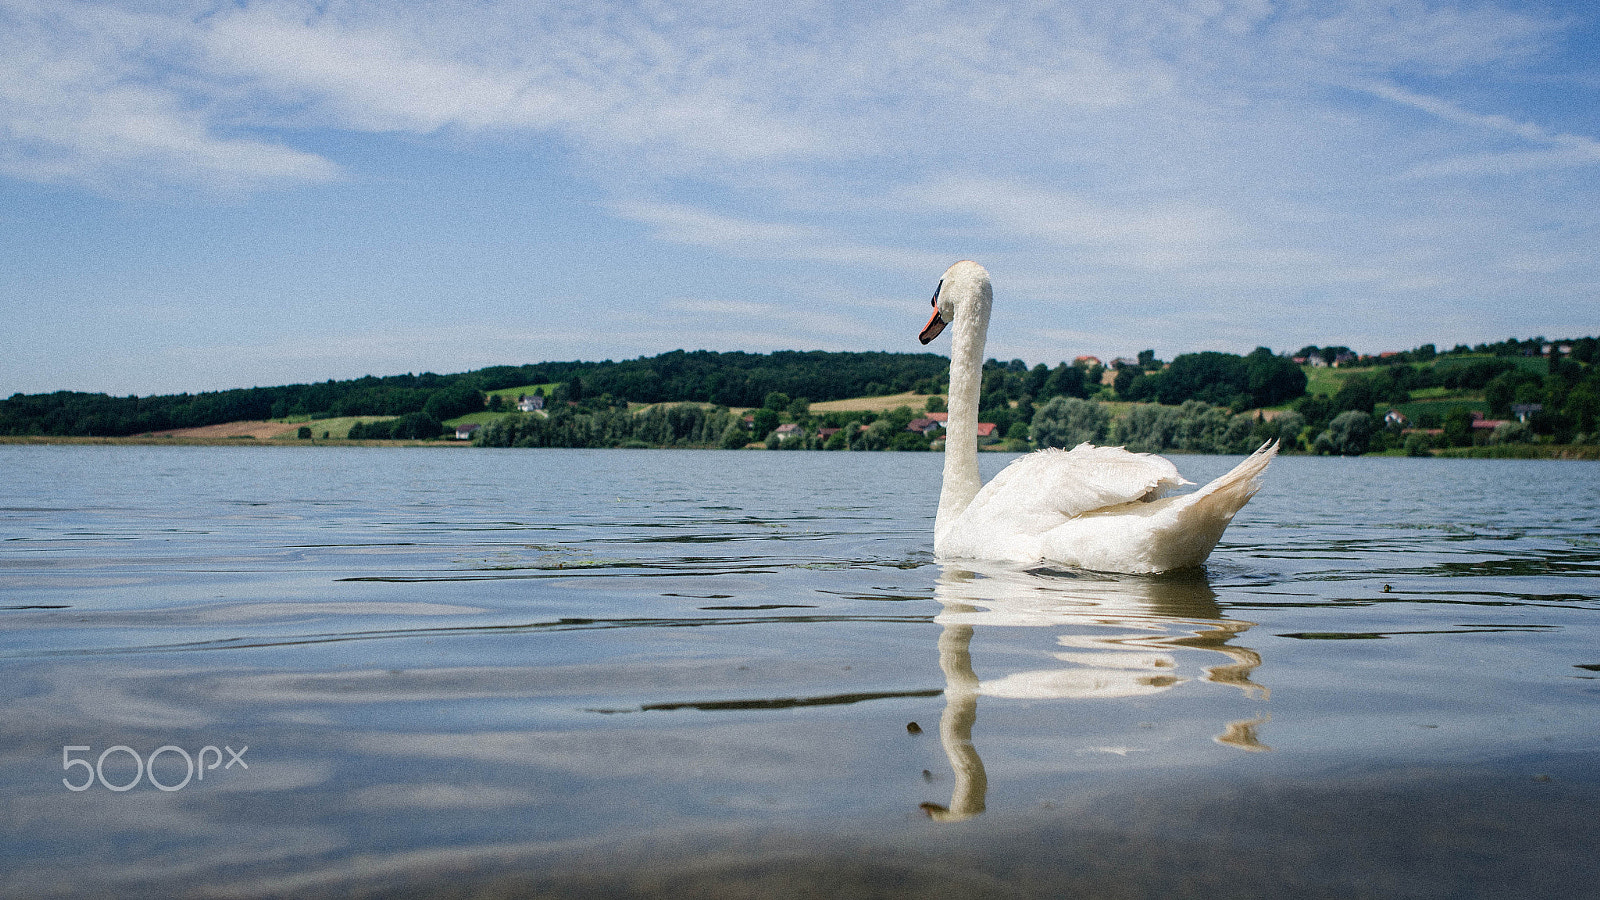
[{"left": 930, "top": 280, "right": 942, "bottom": 307}]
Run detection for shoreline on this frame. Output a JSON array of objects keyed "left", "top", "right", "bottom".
[
  {"left": 0, "top": 435, "right": 468, "bottom": 448},
  {"left": 2, "top": 434, "right": 1596, "bottom": 458}
]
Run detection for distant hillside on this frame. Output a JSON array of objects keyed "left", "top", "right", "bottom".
[
  {"left": 4, "top": 337, "right": 1594, "bottom": 446},
  {"left": 0, "top": 350, "right": 951, "bottom": 438}
]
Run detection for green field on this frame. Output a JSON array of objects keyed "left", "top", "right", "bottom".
[
  {"left": 1300, "top": 365, "right": 1353, "bottom": 398},
  {"left": 272, "top": 416, "right": 412, "bottom": 439},
  {"left": 240, "top": 353, "right": 1552, "bottom": 444},
  {"left": 1296, "top": 356, "right": 1531, "bottom": 424},
  {"left": 1431, "top": 354, "right": 1549, "bottom": 376}
]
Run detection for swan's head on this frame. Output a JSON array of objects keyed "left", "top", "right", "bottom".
[{"left": 919, "top": 260, "right": 991, "bottom": 345}]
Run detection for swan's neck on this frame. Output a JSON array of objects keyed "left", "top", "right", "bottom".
[{"left": 936, "top": 276, "right": 991, "bottom": 545}]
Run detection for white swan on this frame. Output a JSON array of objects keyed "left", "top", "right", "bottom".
[{"left": 919, "top": 260, "right": 1277, "bottom": 574}]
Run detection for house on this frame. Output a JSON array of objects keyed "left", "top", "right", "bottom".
[
  {"left": 926, "top": 412, "right": 948, "bottom": 424},
  {"left": 1074, "top": 355, "right": 1102, "bottom": 368},
  {"left": 817, "top": 427, "right": 841, "bottom": 443},
  {"left": 775, "top": 423, "right": 804, "bottom": 442},
  {"left": 1384, "top": 409, "right": 1409, "bottom": 428},
  {"left": 975, "top": 422, "right": 999, "bottom": 443},
  {"left": 907, "top": 417, "right": 943, "bottom": 436},
  {"left": 1511, "top": 403, "right": 1542, "bottom": 422},
  {"left": 1470, "top": 412, "right": 1509, "bottom": 431},
  {"left": 517, "top": 394, "right": 545, "bottom": 412},
  {"left": 453, "top": 423, "right": 481, "bottom": 441}
]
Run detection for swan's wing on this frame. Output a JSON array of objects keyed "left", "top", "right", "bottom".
[
  {"left": 1039, "top": 440, "right": 1279, "bottom": 573},
  {"left": 941, "top": 444, "right": 1190, "bottom": 558},
  {"left": 980, "top": 443, "right": 1191, "bottom": 518}
]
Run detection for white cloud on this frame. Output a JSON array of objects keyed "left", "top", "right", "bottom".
[
  {"left": 1262, "top": 0, "right": 1553, "bottom": 75},
  {"left": 1360, "top": 81, "right": 1600, "bottom": 178},
  {"left": 906, "top": 176, "right": 1243, "bottom": 271},
  {"left": 2, "top": 0, "right": 1597, "bottom": 394},
  {"left": 2, "top": 0, "right": 1585, "bottom": 194},
  {"left": 615, "top": 200, "right": 945, "bottom": 273},
  {"left": 0, "top": 0, "right": 339, "bottom": 189}
]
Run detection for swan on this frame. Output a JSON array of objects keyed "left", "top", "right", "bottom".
[{"left": 918, "top": 260, "right": 1277, "bottom": 574}]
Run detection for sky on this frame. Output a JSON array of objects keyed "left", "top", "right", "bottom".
[{"left": 2, "top": 0, "right": 1598, "bottom": 397}]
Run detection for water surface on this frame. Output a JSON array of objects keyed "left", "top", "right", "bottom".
[{"left": 2, "top": 446, "right": 1597, "bottom": 898}]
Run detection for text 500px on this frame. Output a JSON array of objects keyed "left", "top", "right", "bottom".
[{"left": 62, "top": 744, "right": 248, "bottom": 792}]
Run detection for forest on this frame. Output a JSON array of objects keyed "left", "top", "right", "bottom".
[
  {"left": 4, "top": 337, "right": 1596, "bottom": 457},
  {"left": 0, "top": 350, "right": 950, "bottom": 438}
]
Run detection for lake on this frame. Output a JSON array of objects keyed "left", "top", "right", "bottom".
[{"left": 2, "top": 445, "right": 1598, "bottom": 898}]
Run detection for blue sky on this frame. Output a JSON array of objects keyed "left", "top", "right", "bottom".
[{"left": 2, "top": 0, "right": 1598, "bottom": 397}]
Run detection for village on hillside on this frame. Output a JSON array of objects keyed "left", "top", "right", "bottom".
[{"left": 5, "top": 338, "right": 1596, "bottom": 458}]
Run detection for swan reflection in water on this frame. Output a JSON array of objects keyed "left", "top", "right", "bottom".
[{"left": 921, "top": 564, "right": 1269, "bottom": 822}]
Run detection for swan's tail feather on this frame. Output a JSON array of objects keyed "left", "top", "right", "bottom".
[
  {"left": 1154, "top": 440, "right": 1277, "bottom": 570},
  {"left": 1192, "top": 439, "right": 1278, "bottom": 507},
  {"left": 1038, "top": 441, "right": 1278, "bottom": 574}
]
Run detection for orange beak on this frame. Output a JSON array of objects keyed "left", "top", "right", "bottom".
[
  {"left": 918, "top": 279, "right": 947, "bottom": 344},
  {"left": 919, "top": 306, "right": 947, "bottom": 344}
]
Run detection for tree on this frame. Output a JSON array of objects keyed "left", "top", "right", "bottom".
[
  {"left": 1138, "top": 347, "right": 1304, "bottom": 409},
  {"left": 1442, "top": 407, "right": 1475, "bottom": 447},
  {"left": 1113, "top": 366, "right": 1139, "bottom": 398},
  {"left": 1563, "top": 384, "right": 1598, "bottom": 436},
  {"left": 1573, "top": 337, "right": 1598, "bottom": 365},
  {"left": 1490, "top": 421, "right": 1532, "bottom": 445},
  {"left": 423, "top": 383, "right": 484, "bottom": 421},
  {"left": 1403, "top": 432, "right": 1434, "bottom": 456},
  {"left": 1332, "top": 375, "right": 1380, "bottom": 416},
  {"left": 1243, "top": 347, "right": 1307, "bottom": 407},
  {"left": 751, "top": 407, "right": 779, "bottom": 437},
  {"left": 1265, "top": 411, "right": 1306, "bottom": 450},
  {"left": 1030, "top": 397, "right": 1111, "bottom": 448},
  {"left": 1026, "top": 364, "right": 1050, "bottom": 396},
  {"left": 1320, "top": 410, "right": 1375, "bottom": 455},
  {"left": 1042, "top": 363, "right": 1087, "bottom": 400},
  {"left": 392, "top": 411, "right": 443, "bottom": 440},
  {"left": 1114, "top": 404, "right": 1181, "bottom": 453}
]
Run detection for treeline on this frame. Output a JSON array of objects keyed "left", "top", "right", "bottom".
[
  {"left": 1284, "top": 340, "right": 1599, "bottom": 454},
  {"left": 1308, "top": 336, "right": 1594, "bottom": 367},
  {"left": 0, "top": 373, "right": 487, "bottom": 438},
  {"left": 934, "top": 348, "right": 1302, "bottom": 441},
  {"left": 474, "top": 397, "right": 953, "bottom": 451},
  {"left": 0, "top": 350, "right": 949, "bottom": 437},
  {"left": 1030, "top": 397, "right": 1296, "bottom": 455},
  {"left": 1112, "top": 348, "right": 1307, "bottom": 409},
  {"left": 476, "top": 403, "right": 745, "bottom": 449},
  {"left": 526, "top": 349, "right": 950, "bottom": 407},
  {"left": 9, "top": 335, "right": 1594, "bottom": 453}
]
